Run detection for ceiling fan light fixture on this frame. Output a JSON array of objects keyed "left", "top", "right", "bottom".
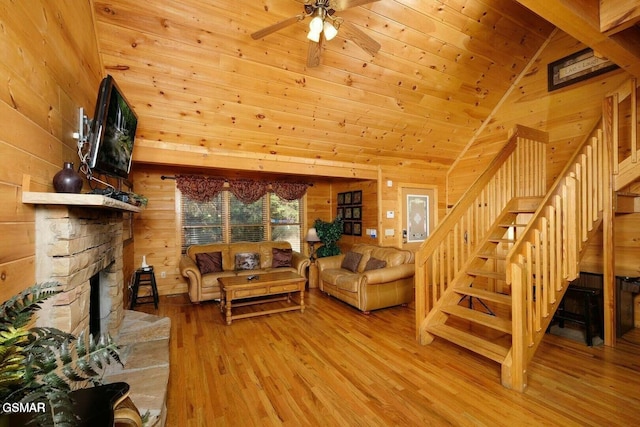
[
  {"left": 307, "top": 28, "right": 321, "bottom": 42},
  {"left": 323, "top": 20, "right": 338, "bottom": 41},
  {"left": 309, "top": 16, "right": 324, "bottom": 33}
]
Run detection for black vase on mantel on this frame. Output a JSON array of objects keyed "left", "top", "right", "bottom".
[{"left": 53, "top": 162, "right": 83, "bottom": 193}]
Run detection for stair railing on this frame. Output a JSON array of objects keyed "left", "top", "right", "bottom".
[
  {"left": 505, "top": 121, "right": 606, "bottom": 391},
  {"left": 415, "top": 125, "right": 548, "bottom": 341}
]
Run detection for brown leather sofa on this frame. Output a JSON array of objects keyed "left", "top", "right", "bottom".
[
  {"left": 316, "top": 243, "right": 415, "bottom": 313},
  {"left": 179, "top": 241, "right": 310, "bottom": 303}
]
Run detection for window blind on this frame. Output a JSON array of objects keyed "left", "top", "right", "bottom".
[
  {"left": 180, "top": 190, "right": 304, "bottom": 253},
  {"left": 181, "top": 192, "right": 224, "bottom": 252}
]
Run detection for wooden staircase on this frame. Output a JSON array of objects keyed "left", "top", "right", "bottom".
[
  {"left": 421, "top": 197, "right": 539, "bottom": 364},
  {"left": 425, "top": 197, "right": 541, "bottom": 363},
  {"left": 415, "top": 78, "right": 640, "bottom": 392}
]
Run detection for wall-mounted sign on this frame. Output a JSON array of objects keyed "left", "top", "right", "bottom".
[{"left": 548, "top": 48, "right": 619, "bottom": 92}]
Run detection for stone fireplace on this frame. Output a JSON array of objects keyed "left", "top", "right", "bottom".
[
  {"left": 24, "top": 192, "right": 170, "bottom": 426},
  {"left": 33, "top": 204, "right": 126, "bottom": 336}
]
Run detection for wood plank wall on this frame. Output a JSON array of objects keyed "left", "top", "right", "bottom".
[
  {"left": 326, "top": 179, "right": 378, "bottom": 252},
  {"left": 128, "top": 166, "right": 181, "bottom": 294},
  {"left": 447, "top": 31, "right": 631, "bottom": 205},
  {"left": 0, "top": 1, "right": 106, "bottom": 302},
  {"left": 380, "top": 164, "right": 447, "bottom": 247}
]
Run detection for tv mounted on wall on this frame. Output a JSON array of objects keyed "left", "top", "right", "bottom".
[{"left": 86, "top": 75, "right": 138, "bottom": 179}]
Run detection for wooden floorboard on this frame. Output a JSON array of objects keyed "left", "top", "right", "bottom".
[{"left": 134, "top": 289, "right": 640, "bottom": 426}]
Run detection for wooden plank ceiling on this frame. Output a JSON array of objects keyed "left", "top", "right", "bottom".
[{"left": 91, "top": 0, "right": 555, "bottom": 175}]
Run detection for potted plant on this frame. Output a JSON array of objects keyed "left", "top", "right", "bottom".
[
  {"left": 0, "top": 282, "right": 121, "bottom": 426},
  {"left": 314, "top": 217, "right": 344, "bottom": 258}
]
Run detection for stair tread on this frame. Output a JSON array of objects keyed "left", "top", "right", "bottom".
[
  {"left": 466, "top": 269, "right": 506, "bottom": 280},
  {"left": 426, "top": 324, "right": 509, "bottom": 363},
  {"left": 454, "top": 287, "right": 512, "bottom": 305},
  {"left": 476, "top": 253, "right": 506, "bottom": 260},
  {"left": 498, "top": 223, "right": 528, "bottom": 227},
  {"left": 441, "top": 304, "right": 512, "bottom": 333},
  {"left": 488, "top": 238, "right": 515, "bottom": 243}
]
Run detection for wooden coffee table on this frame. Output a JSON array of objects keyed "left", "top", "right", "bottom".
[{"left": 218, "top": 271, "right": 306, "bottom": 325}]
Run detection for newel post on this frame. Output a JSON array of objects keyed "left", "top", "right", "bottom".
[
  {"left": 504, "top": 254, "right": 528, "bottom": 391},
  {"left": 602, "top": 96, "right": 616, "bottom": 346}
]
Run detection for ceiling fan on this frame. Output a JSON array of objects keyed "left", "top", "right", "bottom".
[{"left": 251, "top": 0, "right": 381, "bottom": 67}]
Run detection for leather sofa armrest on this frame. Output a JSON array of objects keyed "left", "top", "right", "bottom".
[
  {"left": 179, "top": 256, "right": 202, "bottom": 303},
  {"left": 179, "top": 255, "right": 200, "bottom": 279},
  {"left": 316, "top": 254, "right": 345, "bottom": 272},
  {"left": 292, "top": 251, "right": 310, "bottom": 276},
  {"left": 362, "top": 264, "right": 415, "bottom": 285}
]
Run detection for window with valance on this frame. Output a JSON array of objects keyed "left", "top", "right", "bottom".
[{"left": 177, "top": 175, "right": 308, "bottom": 252}]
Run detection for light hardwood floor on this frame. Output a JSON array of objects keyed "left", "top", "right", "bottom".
[{"left": 135, "top": 289, "right": 640, "bottom": 426}]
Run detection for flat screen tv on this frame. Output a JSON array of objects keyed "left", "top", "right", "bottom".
[{"left": 86, "top": 75, "right": 138, "bottom": 179}]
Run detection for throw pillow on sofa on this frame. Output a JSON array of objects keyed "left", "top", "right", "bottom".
[
  {"left": 364, "top": 257, "right": 387, "bottom": 271},
  {"left": 341, "top": 251, "right": 363, "bottom": 272},
  {"left": 272, "top": 247, "right": 293, "bottom": 268},
  {"left": 235, "top": 252, "right": 260, "bottom": 270},
  {"left": 195, "top": 252, "right": 223, "bottom": 274}
]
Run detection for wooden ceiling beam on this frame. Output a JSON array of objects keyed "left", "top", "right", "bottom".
[
  {"left": 132, "top": 140, "right": 380, "bottom": 180},
  {"left": 600, "top": 0, "right": 640, "bottom": 34},
  {"left": 515, "top": 0, "right": 640, "bottom": 78}
]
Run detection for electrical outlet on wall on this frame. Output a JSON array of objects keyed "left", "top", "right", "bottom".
[{"left": 160, "top": 271, "right": 167, "bottom": 278}]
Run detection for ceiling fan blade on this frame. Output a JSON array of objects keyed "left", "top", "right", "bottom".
[
  {"left": 307, "top": 36, "right": 323, "bottom": 68},
  {"left": 331, "top": 0, "right": 380, "bottom": 12},
  {"left": 251, "top": 14, "right": 305, "bottom": 39},
  {"left": 339, "top": 21, "right": 381, "bottom": 56}
]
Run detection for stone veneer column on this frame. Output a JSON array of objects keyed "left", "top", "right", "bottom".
[{"left": 35, "top": 205, "right": 125, "bottom": 337}]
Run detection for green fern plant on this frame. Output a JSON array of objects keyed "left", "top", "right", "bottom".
[{"left": 0, "top": 282, "right": 122, "bottom": 426}]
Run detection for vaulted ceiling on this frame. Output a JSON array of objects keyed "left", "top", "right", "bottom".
[{"left": 90, "top": 0, "right": 639, "bottom": 176}]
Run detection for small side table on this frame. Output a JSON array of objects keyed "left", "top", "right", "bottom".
[
  {"left": 130, "top": 267, "right": 159, "bottom": 309},
  {"left": 308, "top": 261, "right": 318, "bottom": 289}
]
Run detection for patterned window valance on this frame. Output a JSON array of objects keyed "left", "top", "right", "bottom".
[
  {"left": 228, "top": 179, "right": 268, "bottom": 204},
  {"left": 175, "top": 175, "right": 310, "bottom": 204},
  {"left": 176, "top": 175, "right": 225, "bottom": 202},
  {"left": 271, "top": 182, "right": 309, "bottom": 201}
]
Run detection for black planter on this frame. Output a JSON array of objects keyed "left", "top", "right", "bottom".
[{"left": 53, "top": 162, "right": 83, "bottom": 193}]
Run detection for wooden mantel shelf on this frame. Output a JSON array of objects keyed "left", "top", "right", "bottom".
[{"left": 22, "top": 191, "right": 142, "bottom": 213}]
